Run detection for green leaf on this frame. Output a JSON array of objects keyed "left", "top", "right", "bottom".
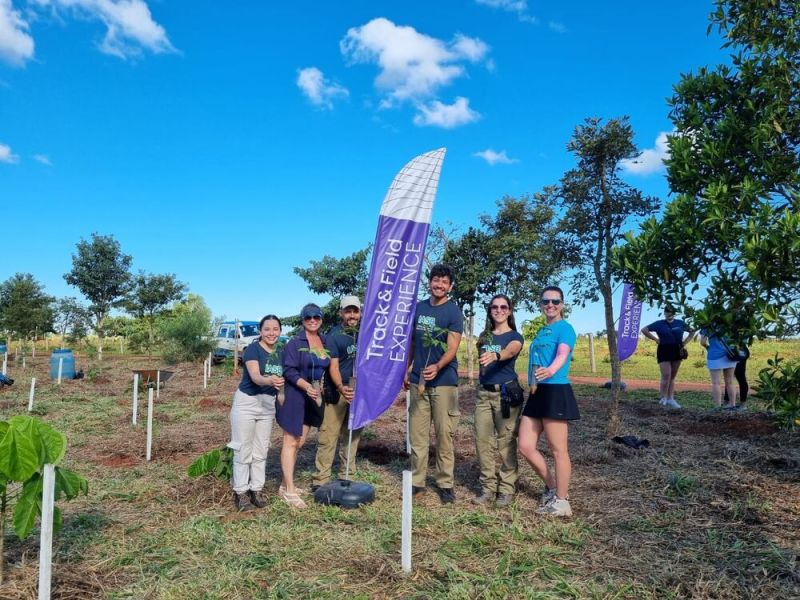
[
  {"left": 187, "top": 448, "right": 221, "bottom": 478},
  {"left": 35, "top": 420, "right": 67, "bottom": 465},
  {"left": 54, "top": 467, "right": 88, "bottom": 501},
  {"left": 13, "top": 473, "right": 43, "bottom": 539},
  {"left": 0, "top": 416, "right": 41, "bottom": 481}
]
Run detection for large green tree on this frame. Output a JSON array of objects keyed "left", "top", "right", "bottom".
[
  {"left": 547, "top": 117, "right": 659, "bottom": 435},
  {"left": 53, "top": 297, "right": 92, "bottom": 348},
  {"left": 63, "top": 234, "right": 132, "bottom": 350},
  {"left": 0, "top": 273, "right": 54, "bottom": 343},
  {"left": 617, "top": 0, "right": 800, "bottom": 342},
  {"left": 125, "top": 271, "right": 187, "bottom": 354}
]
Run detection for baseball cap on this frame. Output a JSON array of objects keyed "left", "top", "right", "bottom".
[
  {"left": 300, "top": 304, "right": 323, "bottom": 319},
  {"left": 340, "top": 295, "right": 362, "bottom": 310}
]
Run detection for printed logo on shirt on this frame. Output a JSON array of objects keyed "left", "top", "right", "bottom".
[
  {"left": 482, "top": 344, "right": 501, "bottom": 354},
  {"left": 347, "top": 343, "right": 357, "bottom": 357},
  {"left": 264, "top": 363, "right": 282, "bottom": 376},
  {"left": 418, "top": 315, "right": 436, "bottom": 331}
]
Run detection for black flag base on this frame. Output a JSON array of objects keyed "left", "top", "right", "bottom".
[{"left": 313, "top": 479, "right": 375, "bottom": 509}]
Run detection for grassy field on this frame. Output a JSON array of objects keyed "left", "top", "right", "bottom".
[
  {"left": 0, "top": 354, "right": 798, "bottom": 599},
  {"left": 459, "top": 337, "right": 800, "bottom": 384}
]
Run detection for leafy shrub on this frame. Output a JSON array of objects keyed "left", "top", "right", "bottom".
[
  {"left": 754, "top": 355, "right": 800, "bottom": 429},
  {"left": 188, "top": 447, "right": 233, "bottom": 480},
  {"left": 158, "top": 295, "right": 216, "bottom": 364}
]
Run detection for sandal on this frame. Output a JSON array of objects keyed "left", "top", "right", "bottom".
[
  {"left": 280, "top": 491, "right": 307, "bottom": 509},
  {"left": 279, "top": 484, "right": 308, "bottom": 496}
]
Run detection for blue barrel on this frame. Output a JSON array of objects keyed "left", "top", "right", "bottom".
[
  {"left": 0, "top": 343, "right": 6, "bottom": 354},
  {"left": 50, "top": 349, "right": 76, "bottom": 380}
]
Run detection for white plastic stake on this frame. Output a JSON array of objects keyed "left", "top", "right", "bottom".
[
  {"left": 57, "top": 357, "right": 63, "bottom": 385},
  {"left": 132, "top": 373, "right": 139, "bottom": 425},
  {"left": 28, "top": 378, "right": 36, "bottom": 412},
  {"left": 146, "top": 388, "right": 154, "bottom": 461},
  {"left": 98, "top": 345, "right": 103, "bottom": 362},
  {"left": 156, "top": 370, "right": 161, "bottom": 399},
  {"left": 405, "top": 390, "right": 411, "bottom": 455},
  {"left": 203, "top": 360, "right": 208, "bottom": 389},
  {"left": 1, "top": 352, "right": 6, "bottom": 375},
  {"left": 38, "top": 463, "right": 55, "bottom": 600},
  {"left": 401, "top": 470, "right": 412, "bottom": 573},
  {"left": 207, "top": 352, "right": 212, "bottom": 377},
  {"left": 22, "top": 356, "right": 26, "bottom": 369},
  {"left": 119, "top": 337, "right": 124, "bottom": 354},
  {"left": 588, "top": 333, "right": 596, "bottom": 373}
]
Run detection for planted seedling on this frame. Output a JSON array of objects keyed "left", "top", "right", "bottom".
[
  {"left": 299, "top": 347, "right": 331, "bottom": 406},
  {"left": 264, "top": 340, "right": 286, "bottom": 406},
  {"left": 417, "top": 323, "right": 449, "bottom": 394},
  {"left": 187, "top": 446, "right": 234, "bottom": 480}
]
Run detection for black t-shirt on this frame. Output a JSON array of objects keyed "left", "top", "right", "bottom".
[
  {"left": 479, "top": 330, "right": 524, "bottom": 385},
  {"left": 326, "top": 324, "right": 358, "bottom": 382},
  {"left": 238, "top": 340, "right": 281, "bottom": 396},
  {"left": 410, "top": 298, "right": 464, "bottom": 387}
]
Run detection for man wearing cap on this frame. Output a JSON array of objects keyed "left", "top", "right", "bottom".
[{"left": 312, "top": 295, "right": 363, "bottom": 489}]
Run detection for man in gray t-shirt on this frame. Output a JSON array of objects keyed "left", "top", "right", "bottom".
[{"left": 405, "top": 264, "right": 464, "bottom": 504}]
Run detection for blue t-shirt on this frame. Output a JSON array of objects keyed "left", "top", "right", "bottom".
[
  {"left": 410, "top": 298, "right": 464, "bottom": 387},
  {"left": 528, "top": 320, "right": 576, "bottom": 385},
  {"left": 326, "top": 324, "right": 358, "bottom": 382},
  {"left": 646, "top": 319, "right": 686, "bottom": 346},
  {"left": 239, "top": 340, "right": 281, "bottom": 396},
  {"left": 479, "top": 330, "right": 524, "bottom": 385},
  {"left": 700, "top": 329, "right": 729, "bottom": 361}
]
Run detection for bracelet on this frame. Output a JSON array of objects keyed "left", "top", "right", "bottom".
[{"left": 494, "top": 352, "right": 501, "bottom": 361}]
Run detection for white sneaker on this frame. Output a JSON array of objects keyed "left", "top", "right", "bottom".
[
  {"left": 664, "top": 398, "right": 681, "bottom": 409},
  {"left": 537, "top": 496, "right": 572, "bottom": 517},
  {"left": 659, "top": 398, "right": 667, "bottom": 406},
  {"left": 540, "top": 486, "right": 556, "bottom": 506}
]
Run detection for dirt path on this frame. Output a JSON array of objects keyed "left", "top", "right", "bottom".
[{"left": 457, "top": 369, "right": 713, "bottom": 391}]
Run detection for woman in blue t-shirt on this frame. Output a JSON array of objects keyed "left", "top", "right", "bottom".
[
  {"left": 518, "top": 286, "right": 578, "bottom": 518},
  {"left": 641, "top": 306, "right": 694, "bottom": 409},
  {"left": 472, "top": 294, "right": 525, "bottom": 507},
  {"left": 228, "top": 314, "right": 284, "bottom": 512},
  {"left": 699, "top": 329, "right": 738, "bottom": 409}
]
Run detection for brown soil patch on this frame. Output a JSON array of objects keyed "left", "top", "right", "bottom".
[{"left": 95, "top": 452, "right": 138, "bottom": 468}]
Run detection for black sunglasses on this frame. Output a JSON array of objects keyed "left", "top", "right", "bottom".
[
  {"left": 489, "top": 304, "right": 509, "bottom": 311},
  {"left": 540, "top": 298, "right": 562, "bottom": 306},
  {"left": 303, "top": 315, "right": 322, "bottom": 321}
]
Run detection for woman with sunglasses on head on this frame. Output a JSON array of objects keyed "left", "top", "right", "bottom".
[
  {"left": 473, "top": 294, "right": 525, "bottom": 507},
  {"left": 518, "top": 286, "right": 579, "bottom": 517},
  {"left": 228, "top": 314, "right": 284, "bottom": 512},
  {"left": 641, "top": 305, "right": 694, "bottom": 409},
  {"left": 277, "top": 303, "right": 330, "bottom": 508}
]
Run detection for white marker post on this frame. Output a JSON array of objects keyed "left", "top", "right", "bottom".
[
  {"left": 405, "top": 390, "right": 411, "bottom": 454},
  {"left": 132, "top": 373, "right": 139, "bottom": 426},
  {"left": 3, "top": 352, "right": 8, "bottom": 375},
  {"left": 207, "top": 352, "right": 212, "bottom": 378},
  {"left": 57, "top": 357, "right": 64, "bottom": 385},
  {"left": 98, "top": 345, "right": 103, "bottom": 362},
  {"left": 146, "top": 388, "right": 154, "bottom": 461},
  {"left": 156, "top": 370, "right": 161, "bottom": 399},
  {"left": 38, "top": 463, "right": 55, "bottom": 600},
  {"left": 119, "top": 337, "right": 124, "bottom": 354},
  {"left": 28, "top": 378, "right": 36, "bottom": 412},
  {"left": 401, "top": 470, "right": 412, "bottom": 573},
  {"left": 588, "top": 333, "right": 597, "bottom": 373},
  {"left": 203, "top": 360, "right": 208, "bottom": 389},
  {"left": 22, "top": 356, "right": 26, "bottom": 369}
]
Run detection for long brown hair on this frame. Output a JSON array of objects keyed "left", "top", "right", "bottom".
[{"left": 478, "top": 294, "right": 516, "bottom": 346}]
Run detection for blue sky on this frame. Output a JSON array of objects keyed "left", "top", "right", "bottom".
[{"left": 1, "top": 0, "right": 725, "bottom": 335}]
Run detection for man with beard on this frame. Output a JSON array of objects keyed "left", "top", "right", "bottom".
[{"left": 312, "top": 295, "right": 363, "bottom": 489}]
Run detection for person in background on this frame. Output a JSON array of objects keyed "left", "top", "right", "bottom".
[
  {"left": 312, "top": 295, "right": 363, "bottom": 490},
  {"left": 724, "top": 341, "right": 750, "bottom": 410},
  {"left": 641, "top": 306, "right": 694, "bottom": 409},
  {"left": 228, "top": 315, "right": 283, "bottom": 512},
  {"left": 518, "top": 286, "right": 579, "bottom": 518},
  {"left": 405, "top": 264, "right": 464, "bottom": 505},
  {"left": 277, "top": 303, "right": 330, "bottom": 509},
  {"left": 699, "top": 329, "right": 738, "bottom": 410},
  {"left": 472, "top": 294, "right": 524, "bottom": 507}
]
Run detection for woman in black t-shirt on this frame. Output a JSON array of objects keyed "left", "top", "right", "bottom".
[
  {"left": 472, "top": 294, "right": 525, "bottom": 507},
  {"left": 228, "top": 315, "right": 284, "bottom": 512}
]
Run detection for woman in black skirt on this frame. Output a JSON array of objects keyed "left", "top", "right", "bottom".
[{"left": 518, "top": 286, "right": 578, "bottom": 517}]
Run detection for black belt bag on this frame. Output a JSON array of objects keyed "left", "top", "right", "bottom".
[{"left": 488, "top": 378, "right": 524, "bottom": 418}]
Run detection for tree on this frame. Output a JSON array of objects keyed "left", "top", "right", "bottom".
[
  {"left": 53, "top": 297, "right": 92, "bottom": 348},
  {"left": 63, "top": 234, "right": 132, "bottom": 352},
  {"left": 125, "top": 271, "right": 187, "bottom": 354},
  {"left": 158, "top": 294, "right": 215, "bottom": 364},
  {"left": 293, "top": 246, "right": 371, "bottom": 325},
  {"left": 0, "top": 274, "right": 54, "bottom": 346},
  {"left": 617, "top": 0, "right": 800, "bottom": 344},
  {"left": 548, "top": 117, "right": 659, "bottom": 435}
]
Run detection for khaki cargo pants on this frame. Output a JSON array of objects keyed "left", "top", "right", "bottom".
[
  {"left": 409, "top": 385, "right": 459, "bottom": 489},
  {"left": 474, "top": 387, "right": 520, "bottom": 495},
  {"left": 313, "top": 396, "right": 362, "bottom": 486}
]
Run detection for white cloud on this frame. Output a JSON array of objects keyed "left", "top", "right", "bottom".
[
  {"left": 296, "top": 66, "right": 349, "bottom": 109},
  {"left": 475, "top": 0, "right": 537, "bottom": 24},
  {"left": 340, "top": 18, "right": 489, "bottom": 103},
  {"left": 33, "top": 153, "right": 52, "bottom": 165},
  {"left": 473, "top": 148, "right": 518, "bottom": 165},
  {"left": 548, "top": 21, "right": 567, "bottom": 33},
  {"left": 413, "top": 97, "right": 480, "bottom": 129},
  {"left": 0, "top": 0, "right": 35, "bottom": 66},
  {"left": 35, "top": 0, "right": 174, "bottom": 59},
  {"left": 0, "top": 142, "right": 19, "bottom": 163},
  {"left": 621, "top": 131, "right": 670, "bottom": 175}
]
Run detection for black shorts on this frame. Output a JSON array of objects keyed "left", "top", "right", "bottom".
[
  {"left": 657, "top": 343, "right": 682, "bottom": 363},
  {"left": 522, "top": 383, "right": 580, "bottom": 421}
]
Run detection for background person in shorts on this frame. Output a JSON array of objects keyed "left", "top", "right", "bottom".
[
  {"left": 641, "top": 306, "right": 695, "bottom": 409},
  {"left": 518, "top": 286, "right": 578, "bottom": 517}
]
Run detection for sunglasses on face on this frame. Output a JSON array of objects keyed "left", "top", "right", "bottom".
[
  {"left": 540, "top": 298, "right": 562, "bottom": 306},
  {"left": 490, "top": 305, "right": 509, "bottom": 311},
  {"left": 303, "top": 315, "right": 322, "bottom": 321}
]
